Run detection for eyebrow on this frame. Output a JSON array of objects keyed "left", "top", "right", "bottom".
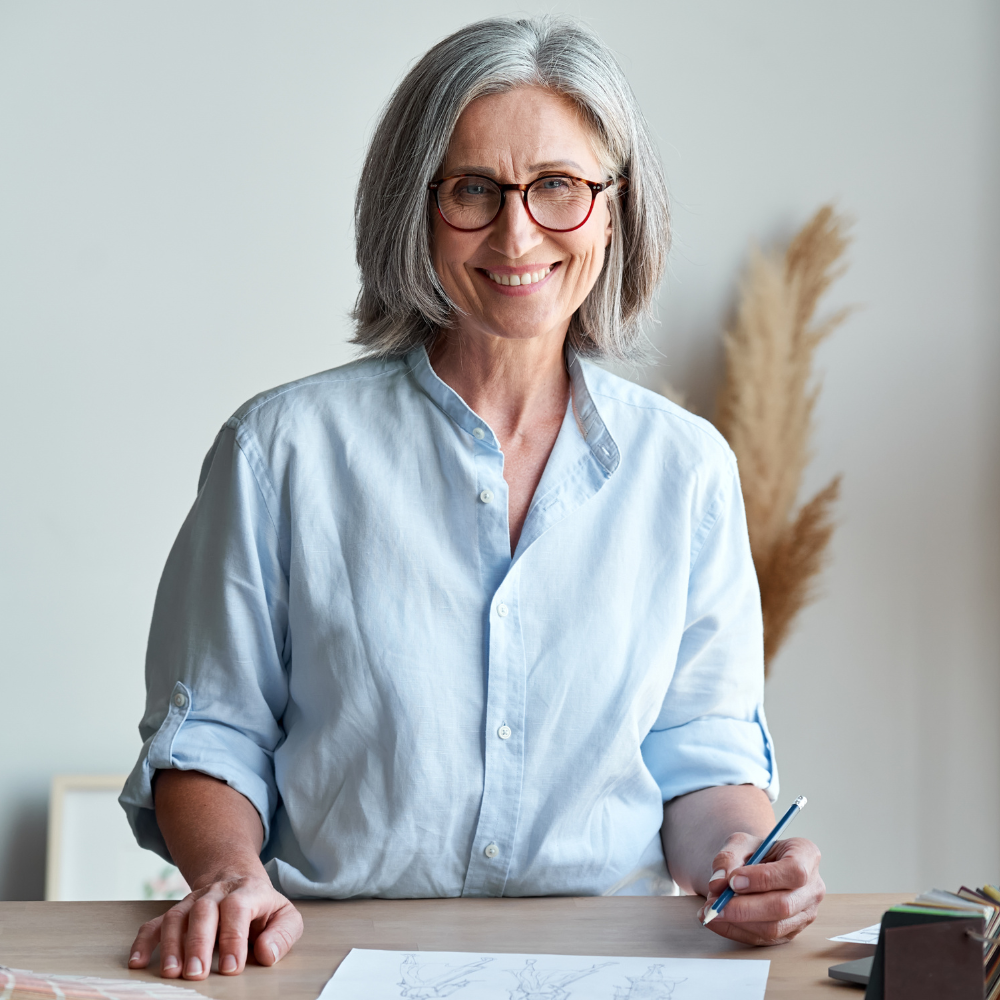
[
  {"left": 530, "top": 160, "right": 586, "bottom": 173},
  {"left": 447, "top": 160, "right": 588, "bottom": 178}
]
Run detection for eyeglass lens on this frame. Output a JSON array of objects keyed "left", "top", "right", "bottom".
[{"left": 436, "top": 175, "right": 594, "bottom": 231}]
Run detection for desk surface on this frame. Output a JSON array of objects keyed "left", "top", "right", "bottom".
[{"left": 0, "top": 895, "right": 908, "bottom": 998}]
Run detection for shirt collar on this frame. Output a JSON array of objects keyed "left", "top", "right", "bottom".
[
  {"left": 404, "top": 343, "right": 619, "bottom": 476},
  {"left": 566, "top": 349, "right": 620, "bottom": 477}
]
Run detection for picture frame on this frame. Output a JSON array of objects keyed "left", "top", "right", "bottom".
[{"left": 46, "top": 774, "right": 189, "bottom": 901}]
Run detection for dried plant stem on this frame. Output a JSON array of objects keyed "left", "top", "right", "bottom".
[
  {"left": 759, "top": 475, "right": 841, "bottom": 664},
  {"left": 715, "top": 206, "right": 850, "bottom": 673}
]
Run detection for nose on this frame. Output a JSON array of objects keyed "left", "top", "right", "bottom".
[{"left": 487, "top": 190, "right": 544, "bottom": 260}]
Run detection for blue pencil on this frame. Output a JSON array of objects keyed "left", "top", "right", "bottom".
[{"left": 702, "top": 795, "right": 808, "bottom": 926}]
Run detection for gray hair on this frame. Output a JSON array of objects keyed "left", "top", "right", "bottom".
[{"left": 351, "top": 15, "right": 670, "bottom": 361}]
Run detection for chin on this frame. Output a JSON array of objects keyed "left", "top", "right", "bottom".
[{"left": 478, "top": 305, "right": 569, "bottom": 342}]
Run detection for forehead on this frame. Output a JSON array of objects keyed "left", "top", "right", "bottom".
[{"left": 443, "top": 86, "right": 604, "bottom": 176}]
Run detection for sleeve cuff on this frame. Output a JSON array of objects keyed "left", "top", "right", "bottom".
[
  {"left": 118, "top": 681, "right": 278, "bottom": 862},
  {"left": 640, "top": 708, "right": 779, "bottom": 804}
]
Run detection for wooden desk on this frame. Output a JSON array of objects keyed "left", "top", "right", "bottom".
[{"left": 0, "top": 895, "right": 908, "bottom": 998}]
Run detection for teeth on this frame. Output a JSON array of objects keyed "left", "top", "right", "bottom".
[{"left": 487, "top": 266, "right": 552, "bottom": 286}]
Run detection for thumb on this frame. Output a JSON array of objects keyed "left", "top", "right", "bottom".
[{"left": 254, "top": 901, "right": 304, "bottom": 967}]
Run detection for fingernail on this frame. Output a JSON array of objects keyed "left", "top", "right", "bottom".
[
  {"left": 710, "top": 869, "right": 727, "bottom": 883},
  {"left": 186, "top": 957, "right": 203, "bottom": 977},
  {"left": 221, "top": 954, "right": 237, "bottom": 973},
  {"left": 730, "top": 875, "right": 750, "bottom": 891},
  {"left": 163, "top": 955, "right": 179, "bottom": 972},
  {"left": 270, "top": 943, "right": 280, "bottom": 964},
  {"left": 696, "top": 906, "right": 704, "bottom": 920},
  {"left": 129, "top": 952, "right": 142, "bottom": 966}
]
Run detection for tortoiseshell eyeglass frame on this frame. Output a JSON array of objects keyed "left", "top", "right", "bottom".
[{"left": 427, "top": 174, "right": 621, "bottom": 233}]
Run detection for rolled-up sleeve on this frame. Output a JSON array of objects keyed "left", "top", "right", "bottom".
[
  {"left": 640, "top": 461, "right": 778, "bottom": 804},
  {"left": 119, "top": 422, "right": 289, "bottom": 861}
]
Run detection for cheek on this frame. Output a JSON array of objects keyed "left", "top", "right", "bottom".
[
  {"left": 431, "top": 225, "right": 475, "bottom": 291},
  {"left": 570, "top": 202, "right": 611, "bottom": 273},
  {"left": 563, "top": 233, "right": 608, "bottom": 293},
  {"left": 430, "top": 217, "right": 454, "bottom": 272}
]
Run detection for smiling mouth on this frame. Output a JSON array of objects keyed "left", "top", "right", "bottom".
[{"left": 480, "top": 263, "right": 557, "bottom": 287}]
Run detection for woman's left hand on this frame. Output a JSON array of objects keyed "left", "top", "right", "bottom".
[{"left": 696, "top": 834, "right": 825, "bottom": 946}]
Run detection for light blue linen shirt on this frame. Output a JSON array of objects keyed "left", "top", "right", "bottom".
[{"left": 121, "top": 346, "right": 777, "bottom": 899}]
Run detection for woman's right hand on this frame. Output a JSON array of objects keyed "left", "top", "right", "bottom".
[
  {"left": 128, "top": 869, "right": 303, "bottom": 979},
  {"left": 134, "top": 769, "right": 304, "bottom": 979}
]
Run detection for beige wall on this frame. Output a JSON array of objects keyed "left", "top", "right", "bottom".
[{"left": 1, "top": 0, "right": 997, "bottom": 899}]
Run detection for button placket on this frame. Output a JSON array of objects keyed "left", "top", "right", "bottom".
[
  {"left": 463, "top": 428, "right": 520, "bottom": 898},
  {"left": 462, "top": 568, "right": 526, "bottom": 898}
]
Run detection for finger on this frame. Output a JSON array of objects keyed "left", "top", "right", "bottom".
[
  {"left": 729, "top": 843, "right": 821, "bottom": 896},
  {"left": 129, "top": 914, "right": 164, "bottom": 969},
  {"left": 253, "top": 901, "right": 304, "bottom": 967},
  {"left": 705, "top": 885, "right": 820, "bottom": 926},
  {"left": 217, "top": 893, "right": 254, "bottom": 974},
  {"left": 708, "top": 867, "right": 729, "bottom": 893},
  {"left": 183, "top": 890, "right": 224, "bottom": 979},
  {"left": 704, "top": 904, "right": 818, "bottom": 946},
  {"left": 159, "top": 897, "right": 197, "bottom": 978}
]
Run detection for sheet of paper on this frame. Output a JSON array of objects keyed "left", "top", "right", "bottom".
[
  {"left": 828, "top": 923, "right": 881, "bottom": 945},
  {"left": 319, "top": 948, "right": 769, "bottom": 1000}
]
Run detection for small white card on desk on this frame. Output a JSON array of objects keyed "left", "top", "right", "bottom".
[
  {"left": 319, "top": 948, "right": 770, "bottom": 1000},
  {"left": 828, "top": 923, "right": 881, "bottom": 945}
]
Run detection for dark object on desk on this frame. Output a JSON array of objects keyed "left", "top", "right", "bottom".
[
  {"left": 864, "top": 910, "right": 984, "bottom": 1000},
  {"left": 828, "top": 956, "right": 872, "bottom": 986}
]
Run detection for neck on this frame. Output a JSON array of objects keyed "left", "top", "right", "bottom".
[{"left": 428, "top": 327, "right": 570, "bottom": 441}]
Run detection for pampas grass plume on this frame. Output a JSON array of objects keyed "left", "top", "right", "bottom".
[{"left": 715, "top": 206, "right": 850, "bottom": 673}]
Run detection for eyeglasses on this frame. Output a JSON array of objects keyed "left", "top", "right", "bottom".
[{"left": 428, "top": 173, "right": 617, "bottom": 233}]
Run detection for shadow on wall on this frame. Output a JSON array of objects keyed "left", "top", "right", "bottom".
[{"left": 1, "top": 796, "right": 47, "bottom": 900}]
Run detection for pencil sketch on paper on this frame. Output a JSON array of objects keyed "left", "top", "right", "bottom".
[
  {"left": 504, "top": 958, "right": 616, "bottom": 1000},
  {"left": 319, "top": 947, "right": 771, "bottom": 1000},
  {"left": 612, "top": 965, "right": 686, "bottom": 999},
  {"left": 397, "top": 953, "right": 494, "bottom": 999}
]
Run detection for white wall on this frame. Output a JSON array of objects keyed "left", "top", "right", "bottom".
[{"left": 1, "top": 1, "right": 997, "bottom": 899}]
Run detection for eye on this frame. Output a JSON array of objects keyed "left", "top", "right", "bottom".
[
  {"left": 538, "top": 176, "right": 572, "bottom": 190},
  {"left": 455, "top": 179, "right": 493, "bottom": 198}
]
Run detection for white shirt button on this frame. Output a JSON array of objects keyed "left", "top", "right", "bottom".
[
  {"left": 498, "top": 725, "right": 511, "bottom": 740},
  {"left": 484, "top": 843, "right": 499, "bottom": 859},
  {"left": 472, "top": 427, "right": 485, "bottom": 440},
  {"left": 480, "top": 489, "right": 494, "bottom": 504},
  {"left": 496, "top": 603, "right": 508, "bottom": 617},
  {"left": 172, "top": 692, "right": 188, "bottom": 709}
]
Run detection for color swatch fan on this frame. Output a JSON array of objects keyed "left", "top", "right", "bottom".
[{"left": 0, "top": 967, "right": 203, "bottom": 1000}]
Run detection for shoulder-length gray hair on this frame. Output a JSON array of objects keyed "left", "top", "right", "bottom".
[{"left": 351, "top": 15, "right": 670, "bottom": 361}]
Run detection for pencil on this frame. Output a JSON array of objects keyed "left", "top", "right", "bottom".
[{"left": 702, "top": 795, "right": 808, "bottom": 926}]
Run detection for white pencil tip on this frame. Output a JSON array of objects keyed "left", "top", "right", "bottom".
[{"left": 702, "top": 909, "right": 718, "bottom": 926}]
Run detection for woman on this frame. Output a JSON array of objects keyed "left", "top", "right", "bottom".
[{"left": 122, "top": 15, "right": 825, "bottom": 981}]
